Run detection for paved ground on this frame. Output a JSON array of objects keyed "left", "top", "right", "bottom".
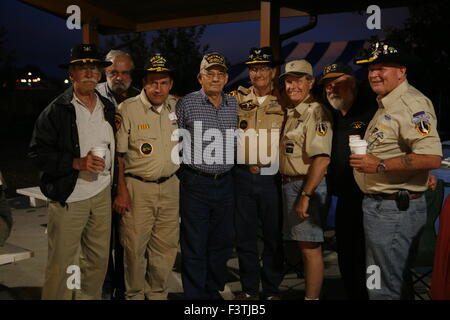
[{"left": 0, "top": 196, "right": 431, "bottom": 300}]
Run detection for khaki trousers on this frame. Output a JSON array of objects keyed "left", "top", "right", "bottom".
[
  {"left": 41, "top": 186, "right": 111, "bottom": 300},
  {"left": 121, "top": 175, "right": 180, "bottom": 300}
]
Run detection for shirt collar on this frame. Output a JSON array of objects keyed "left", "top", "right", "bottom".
[
  {"left": 377, "top": 79, "right": 409, "bottom": 110},
  {"left": 249, "top": 85, "right": 277, "bottom": 104},
  {"left": 288, "top": 94, "right": 313, "bottom": 116},
  {"left": 139, "top": 89, "right": 170, "bottom": 113},
  {"left": 71, "top": 92, "right": 103, "bottom": 112},
  {"left": 200, "top": 88, "right": 226, "bottom": 106}
]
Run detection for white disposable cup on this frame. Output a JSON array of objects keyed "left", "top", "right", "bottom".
[
  {"left": 349, "top": 140, "right": 368, "bottom": 155},
  {"left": 91, "top": 146, "right": 108, "bottom": 159}
]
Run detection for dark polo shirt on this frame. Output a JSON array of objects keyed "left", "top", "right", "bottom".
[{"left": 328, "top": 87, "right": 378, "bottom": 196}]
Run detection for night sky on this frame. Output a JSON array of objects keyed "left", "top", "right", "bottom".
[{"left": 0, "top": 0, "right": 410, "bottom": 80}]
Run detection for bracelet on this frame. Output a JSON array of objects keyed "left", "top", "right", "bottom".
[{"left": 301, "top": 190, "right": 312, "bottom": 198}]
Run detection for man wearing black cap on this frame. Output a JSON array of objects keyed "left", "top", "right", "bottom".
[
  {"left": 29, "top": 44, "right": 118, "bottom": 299},
  {"left": 319, "top": 62, "right": 377, "bottom": 299},
  {"left": 232, "top": 47, "right": 284, "bottom": 300},
  {"left": 351, "top": 40, "right": 442, "bottom": 299},
  {"left": 113, "top": 54, "right": 180, "bottom": 300}
]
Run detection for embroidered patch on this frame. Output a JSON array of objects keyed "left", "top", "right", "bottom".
[
  {"left": 140, "top": 143, "right": 153, "bottom": 155},
  {"left": 285, "top": 141, "right": 294, "bottom": 154},
  {"left": 384, "top": 114, "right": 392, "bottom": 121},
  {"left": 239, "top": 102, "right": 257, "bottom": 111},
  {"left": 316, "top": 122, "right": 328, "bottom": 136},
  {"left": 412, "top": 111, "right": 431, "bottom": 136},
  {"left": 138, "top": 124, "right": 150, "bottom": 130},
  {"left": 239, "top": 120, "right": 248, "bottom": 129},
  {"left": 114, "top": 113, "right": 122, "bottom": 131},
  {"left": 351, "top": 121, "right": 366, "bottom": 129},
  {"left": 416, "top": 121, "right": 431, "bottom": 136}
]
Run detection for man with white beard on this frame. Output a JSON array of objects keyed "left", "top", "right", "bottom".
[
  {"left": 319, "top": 62, "right": 377, "bottom": 299},
  {"left": 97, "top": 50, "right": 140, "bottom": 299},
  {"left": 97, "top": 50, "right": 140, "bottom": 108}
]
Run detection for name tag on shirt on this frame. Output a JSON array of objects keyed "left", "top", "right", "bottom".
[{"left": 169, "top": 112, "right": 178, "bottom": 121}]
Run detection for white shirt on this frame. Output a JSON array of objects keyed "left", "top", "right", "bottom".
[
  {"left": 257, "top": 95, "right": 267, "bottom": 105},
  {"left": 66, "top": 93, "right": 114, "bottom": 203}
]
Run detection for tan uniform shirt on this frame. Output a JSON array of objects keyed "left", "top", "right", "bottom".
[
  {"left": 280, "top": 95, "right": 332, "bottom": 176},
  {"left": 116, "top": 89, "right": 180, "bottom": 180},
  {"left": 235, "top": 86, "right": 284, "bottom": 166},
  {"left": 354, "top": 80, "right": 442, "bottom": 194}
]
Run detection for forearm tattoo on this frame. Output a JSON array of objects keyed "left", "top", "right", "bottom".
[{"left": 401, "top": 155, "right": 413, "bottom": 168}]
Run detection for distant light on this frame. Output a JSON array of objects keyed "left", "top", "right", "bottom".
[
  {"left": 64, "top": 79, "right": 69, "bottom": 84},
  {"left": 28, "top": 79, "right": 31, "bottom": 83},
  {"left": 36, "top": 78, "right": 41, "bottom": 82},
  {"left": 28, "top": 72, "right": 32, "bottom": 76},
  {"left": 21, "top": 79, "right": 27, "bottom": 83}
]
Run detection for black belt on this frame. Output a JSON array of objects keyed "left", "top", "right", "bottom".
[
  {"left": 125, "top": 172, "right": 175, "bottom": 184},
  {"left": 281, "top": 174, "right": 307, "bottom": 183},
  {"left": 182, "top": 165, "right": 230, "bottom": 180},
  {"left": 365, "top": 191, "right": 423, "bottom": 200}
]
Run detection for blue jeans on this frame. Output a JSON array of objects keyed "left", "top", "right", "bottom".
[
  {"left": 233, "top": 166, "right": 284, "bottom": 297},
  {"left": 363, "top": 196, "right": 427, "bottom": 300},
  {"left": 179, "top": 168, "right": 235, "bottom": 299}
]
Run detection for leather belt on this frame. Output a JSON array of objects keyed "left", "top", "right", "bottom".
[
  {"left": 238, "top": 165, "right": 270, "bottom": 175},
  {"left": 182, "top": 165, "right": 230, "bottom": 180},
  {"left": 365, "top": 192, "right": 423, "bottom": 200},
  {"left": 125, "top": 172, "right": 175, "bottom": 184},
  {"left": 281, "top": 175, "right": 307, "bottom": 183}
]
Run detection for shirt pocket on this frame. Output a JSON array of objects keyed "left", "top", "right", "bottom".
[
  {"left": 129, "top": 125, "right": 157, "bottom": 159},
  {"left": 265, "top": 106, "right": 284, "bottom": 130}
]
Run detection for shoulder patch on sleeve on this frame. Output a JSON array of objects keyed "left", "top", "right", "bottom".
[
  {"left": 316, "top": 121, "right": 328, "bottom": 136},
  {"left": 114, "top": 113, "right": 123, "bottom": 131}
]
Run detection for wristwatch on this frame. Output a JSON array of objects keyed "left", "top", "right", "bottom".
[
  {"left": 301, "top": 190, "right": 312, "bottom": 198},
  {"left": 377, "top": 159, "right": 386, "bottom": 174}
]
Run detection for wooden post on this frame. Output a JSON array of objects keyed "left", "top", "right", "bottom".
[
  {"left": 82, "top": 18, "right": 99, "bottom": 45},
  {"left": 260, "top": 1, "right": 280, "bottom": 64}
]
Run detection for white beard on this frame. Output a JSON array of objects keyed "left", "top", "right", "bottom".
[{"left": 328, "top": 96, "right": 345, "bottom": 110}]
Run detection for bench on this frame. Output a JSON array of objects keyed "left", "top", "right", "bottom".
[
  {"left": 0, "top": 243, "right": 34, "bottom": 266},
  {"left": 15, "top": 187, "right": 48, "bottom": 207}
]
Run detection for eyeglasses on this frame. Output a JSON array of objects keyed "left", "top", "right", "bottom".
[
  {"left": 249, "top": 66, "right": 271, "bottom": 74},
  {"left": 325, "top": 81, "right": 345, "bottom": 92},
  {"left": 202, "top": 71, "right": 227, "bottom": 79},
  {"left": 108, "top": 70, "right": 131, "bottom": 77}
]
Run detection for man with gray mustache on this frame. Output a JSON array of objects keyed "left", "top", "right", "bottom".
[
  {"left": 29, "top": 44, "right": 118, "bottom": 299},
  {"left": 97, "top": 50, "right": 140, "bottom": 108}
]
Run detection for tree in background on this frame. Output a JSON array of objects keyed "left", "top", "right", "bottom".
[
  {"left": 104, "top": 26, "right": 209, "bottom": 96},
  {"left": 150, "top": 26, "right": 209, "bottom": 96},
  {"left": 384, "top": 2, "right": 450, "bottom": 135}
]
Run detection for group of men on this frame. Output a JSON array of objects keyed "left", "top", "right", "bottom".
[{"left": 28, "top": 39, "right": 442, "bottom": 300}]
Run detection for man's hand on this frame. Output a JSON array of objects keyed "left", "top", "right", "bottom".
[
  {"left": 427, "top": 173, "right": 437, "bottom": 191},
  {"left": 349, "top": 154, "right": 380, "bottom": 174},
  {"left": 73, "top": 151, "right": 105, "bottom": 174},
  {"left": 294, "top": 195, "right": 310, "bottom": 220},
  {"left": 113, "top": 189, "right": 131, "bottom": 214}
]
